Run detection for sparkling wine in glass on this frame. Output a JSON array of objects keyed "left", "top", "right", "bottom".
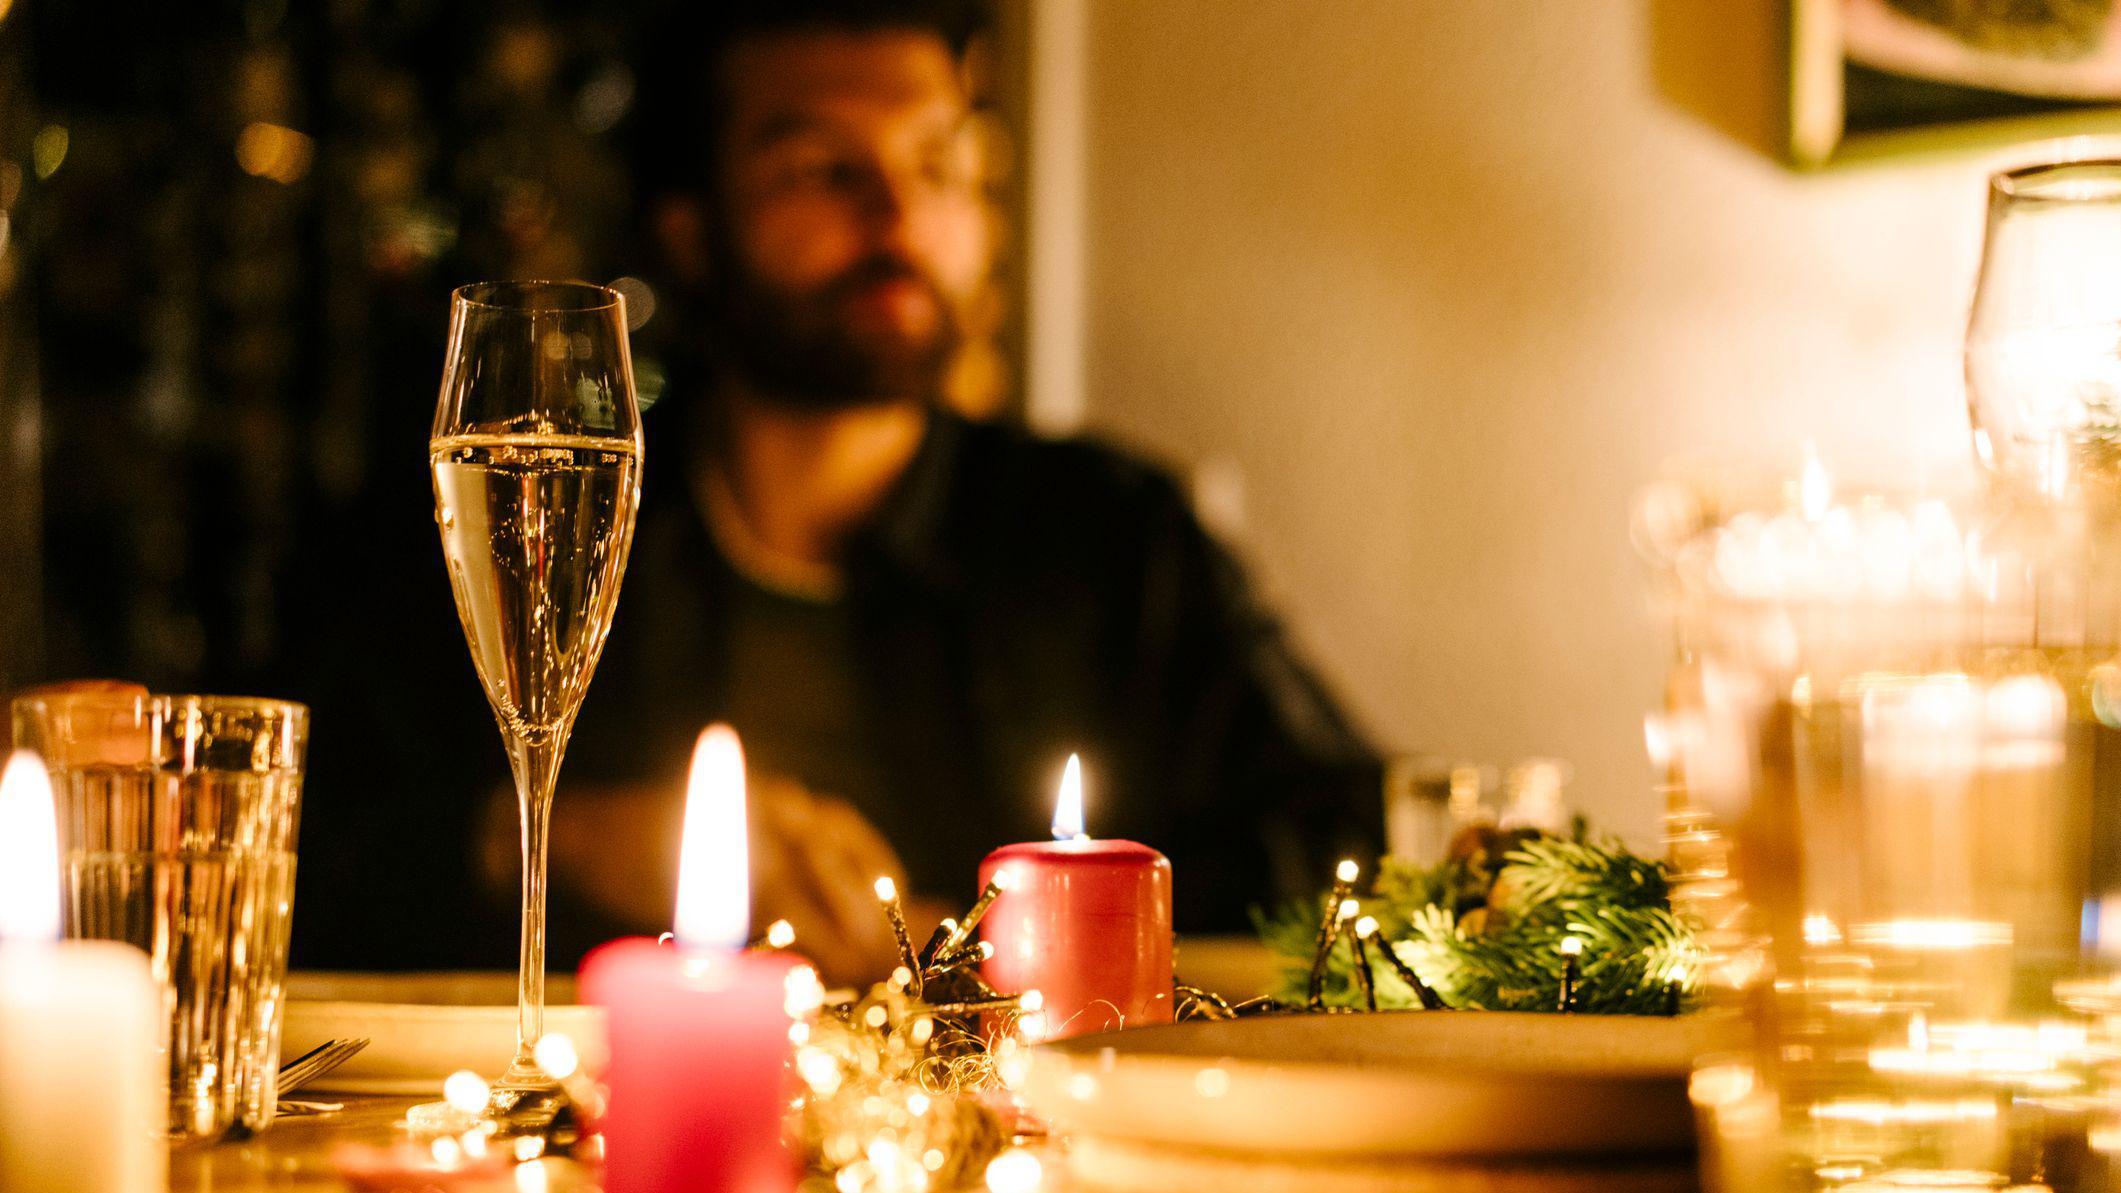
[{"left": 429, "top": 281, "right": 641, "bottom": 1123}]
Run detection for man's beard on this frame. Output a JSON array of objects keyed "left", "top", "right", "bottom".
[{"left": 709, "top": 251, "right": 961, "bottom": 411}]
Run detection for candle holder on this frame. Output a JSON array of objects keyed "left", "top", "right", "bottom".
[{"left": 1644, "top": 457, "right": 2121, "bottom": 1190}]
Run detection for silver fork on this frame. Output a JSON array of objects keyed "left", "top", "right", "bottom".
[{"left": 275, "top": 1037, "right": 369, "bottom": 1113}]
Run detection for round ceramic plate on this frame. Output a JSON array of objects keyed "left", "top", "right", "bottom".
[
  {"left": 281, "top": 971, "right": 609, "bottom": 1095},
  {"left": 1020, "top": 1010, "right": 1732, "bottom": 1160}
]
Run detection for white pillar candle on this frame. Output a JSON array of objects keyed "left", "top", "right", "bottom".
[{"left": 0, "top": 750, "right": 163, "bottom": 1193}]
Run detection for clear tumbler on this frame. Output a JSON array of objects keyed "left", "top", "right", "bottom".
[{"left": 11, "top": 692, "right": 307, "bottom": 1142}]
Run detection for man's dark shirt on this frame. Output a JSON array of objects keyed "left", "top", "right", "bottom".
[
  {"left": 287, "top": 404, "right": 1381, "bottom": 970},
  {"left": 561, "top": 407, "right": 1381, "bottom": 952}
]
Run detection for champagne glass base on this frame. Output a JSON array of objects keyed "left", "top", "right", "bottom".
[
  {"left": 483, "top": 1083, "right": 568, "bottom": 1136},
  {"left": 405, "top": 1083, "right": 570, "bottom": 1144}
]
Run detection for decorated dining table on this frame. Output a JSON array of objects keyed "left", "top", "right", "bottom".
[{"left": 39, "top": 152, "right": 2121, "bottom": 1193}]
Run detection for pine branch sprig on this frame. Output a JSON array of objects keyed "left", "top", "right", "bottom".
[{"left": 1257, "top": 833, "right": 1703, "bottom": 1016}]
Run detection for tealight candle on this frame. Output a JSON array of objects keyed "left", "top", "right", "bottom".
[
  {"left": 0, "top": 751, "right": 162, "bottom": 1193},
  {"left": 979, "top": 754, "right": 1173, "bottom": 1039},
  {"left": 580, "top": 726, "right": 821, "bottom": 1193}
]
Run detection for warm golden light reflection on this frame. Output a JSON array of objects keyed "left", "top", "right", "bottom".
[
  {"left": 1850, "top": 918, "right": 2011, "bottom": 951},
  {"left": 1866, "top": 1020, "right": 2091, "bottom": 1083},
  {"left": 674, "top": 725, "right": 749, "bottom": 952},
  {"left": 235, "top": 122, "right": 315, "bottom": 185},
  {"left": 442, "top": 1069, "right": 489, "bottom": 1116},
  {"left": 0, "top": 750, "right": 60, "bottom": 943},
  {"left": 1194, "top": 1067, "right": 1231, "bottom": 1098},
  {"left": 1051, "top": 754, "right": 1086, "bottom": 841},
  {"left": 1799, "top": 443, "right": 1831, "bottom": 522},
  {"left": 1688, "top": 1062, "right": 1756, "bottom": 1108},
  {"left": 1802, "top": 914, "right": 1843, "bottom": 946},
  {"left": 1807, "top": 1098, "right": 1998, "bottom": 1125},
  {"left": 531, "top": 1032, "right": 578, "bottom": 1080},
  {"left": 784, "top": 965, "right": 826, "bottom": 1019},
  {"left": 797, "top": 1045, "right": 842, "bottom": 1095},
  {"left": 31, "top": 125, "right": 66, "bottom": 180},
  {"left": 984, "top": 1146, "right": 1042, "bottom": 1193}
]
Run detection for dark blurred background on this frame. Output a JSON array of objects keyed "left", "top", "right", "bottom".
[
  {"left": 0, "top": 0, "right": 1023, "bottom": 964},
  {"left": 2, "top": 1, "right": 2067, "bottom": 921},
  {"left": 0, "top": 0, "right": 1022, "bottom": 698}
]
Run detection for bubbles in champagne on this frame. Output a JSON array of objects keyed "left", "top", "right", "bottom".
[{"left": 430, "top": 433, "right": 641, "bottom": 740}]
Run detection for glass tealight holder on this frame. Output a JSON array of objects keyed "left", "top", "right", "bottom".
[{"left": 1641, "top": 470, "right": 2121, "bottom": 1192}]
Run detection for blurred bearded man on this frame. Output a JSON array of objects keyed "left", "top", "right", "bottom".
[{"left": 548, "top": 0, "right": 1381, "bottom": 984}]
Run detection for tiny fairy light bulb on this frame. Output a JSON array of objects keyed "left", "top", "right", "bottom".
[
  {"left": 1307, "top": 860, "right": 1362, "bottom": 1009},
  {"left": 875, "top": 877, "right": 921, "bottom": 996},
  {"left": 1350, "top": 916, "right": 1381, "bottom": 1011},
  {"left": 1339, "top": 898, "right": 1360, "bottom": 922},
  {"left": 674, "top": 725, "right": 749, "bottom": 952},
  {"left": 765, "top": 919, "right": 796, "bottom": 950},
  {"left": 1559, "top": 936, "right": 1584, "bottom": 1014},
  {"left": 1052, "top": 754, "right": 1088, "bottom": 841},
  {"left": 0, "top": 751, "right": 61, "bottom": 943}
]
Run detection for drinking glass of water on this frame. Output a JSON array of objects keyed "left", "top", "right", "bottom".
[{"left": 11, "top": 690, "right": 307, "bottom": 1143}]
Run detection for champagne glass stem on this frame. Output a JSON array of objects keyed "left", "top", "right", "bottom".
[{"left": 504, "top": 729, "right": 563, "bottom": 1086}]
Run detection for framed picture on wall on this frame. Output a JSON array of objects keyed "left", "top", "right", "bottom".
[{"left": 1790, "top": 0, "right": 2121, "bottom": 166}]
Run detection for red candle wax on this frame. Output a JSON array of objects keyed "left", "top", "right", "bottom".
[
  {"left": 978, "top": 838, "right": 1173, "bottom": 1039},
  {"left": 581, "top": 941, "right": 807, "bottom": 1193},
  {"left": 581, "top": 725, "right": 816, "bottom": 1193}
]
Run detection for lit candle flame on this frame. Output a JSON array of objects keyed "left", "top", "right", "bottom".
[
  {"left": 674, "top": 725, "right": 749, "bottom": 952},
  {"left": 1642, "top": 714, "right": 1671, "bottom": 770},
  {"left": 1799, "top": 443, "right": 1832, "bottom": 522},
  {"left": 1051, "top": 753, "right": 1088, "bottom": 841},
  {"left": 0, "top": 751, "right": 60, "bottom": 944}
]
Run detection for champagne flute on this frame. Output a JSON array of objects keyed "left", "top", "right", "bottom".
[{"left": 429, "top": 280, "right": 642, "bottom": 1121}]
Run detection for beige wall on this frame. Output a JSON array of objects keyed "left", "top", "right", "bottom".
[{"left": 1059, "top": 0, "right": 2037, "bottom": 842}]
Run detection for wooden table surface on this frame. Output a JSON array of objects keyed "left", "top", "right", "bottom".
[
  {"left": 168, "top": 1097, "right": 458, "bottom": 1193},
  {"left": 166, "top": 1096, "right": 1699, "bottom": 1193}
]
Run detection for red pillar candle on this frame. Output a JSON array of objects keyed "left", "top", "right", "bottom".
[
  {"left": 581, "top": 726, "right": 823, "bottom": 1193},
  {"left": 979, "top": 755, "right": 1174, "bottom": 1040}
]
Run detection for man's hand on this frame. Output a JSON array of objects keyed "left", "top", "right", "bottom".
[
  {"left": 747, "top": 775, "right": 909, "bottom": 988},
  {"left": 531, "top": 771, "right": 923, "bottom": 989}
]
